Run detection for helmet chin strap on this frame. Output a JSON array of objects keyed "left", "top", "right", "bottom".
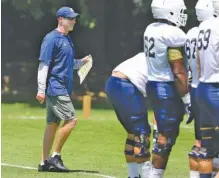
[{"left": 156, "top": 19, "right": 176, "bottom": 26}]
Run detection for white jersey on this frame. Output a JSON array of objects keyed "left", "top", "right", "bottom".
[
  {"left": 113, "top": 52, "right": 148, "bottom": 97},
  {"left": 185, "top": 27, "right": 199, "bottom": 88},
  {"left": 198, "top": 18, "right": 219, "bottom": 83},
  {"left": 144, "top": 22, "right": 187, "bottom": 81}
]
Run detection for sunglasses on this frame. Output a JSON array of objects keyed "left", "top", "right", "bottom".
[{"left": 64, "top": 17, "right": 76, "bottom": 20}]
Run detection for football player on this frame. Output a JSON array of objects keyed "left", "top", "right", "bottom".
[
  {"left": 196, "top": 0, "right": 219, "bottom": 177},
  {"left": 105, "top": 53, "right": 151, "bottom": 178},
  {"left": 185, "top": 0, "right": 215, "bottom": 177},
  {"left": 144, "top": 0, "right": 189, "bottom": 177}
]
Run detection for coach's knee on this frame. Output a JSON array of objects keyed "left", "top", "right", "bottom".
[{"left": 63, "top": 118, "right": 77, "bottom": 129}]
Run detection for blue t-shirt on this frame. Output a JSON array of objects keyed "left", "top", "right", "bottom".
[{"left": 39, "top": 30, "right": 75, "bottom": 96}]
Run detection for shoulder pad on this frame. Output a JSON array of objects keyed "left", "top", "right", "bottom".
[{"left": 164, "top": 26, "right": 187, "bottom": 47}]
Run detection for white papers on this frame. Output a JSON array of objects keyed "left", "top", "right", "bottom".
[{"left": 77, "top": 55, "right": 93, "bottom": 84}]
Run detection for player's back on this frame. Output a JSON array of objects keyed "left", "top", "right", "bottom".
[
  {"left": 144, "top": 22, "right": 186, "bottom": 82},
  {"left": 113, "top": 52, "right": 148, "bottom": 96},
  {"left": 198, "top": 18, "right": 219, "bottom": 83},
  {"left": 185, "top": 27, "right": 199, "bottom": 88}
]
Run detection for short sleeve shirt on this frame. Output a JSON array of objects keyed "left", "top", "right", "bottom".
[{"left": 39, "top": 30, "right": 75, "bottom": 96}]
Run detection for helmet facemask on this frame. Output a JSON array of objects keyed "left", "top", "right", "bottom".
[{"left": 168, "top": 7, "right": 188, "bottom": 27}]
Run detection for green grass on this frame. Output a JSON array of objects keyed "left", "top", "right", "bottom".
[{"left": 1, "top": 103, "right": 195, "bottom": 178}]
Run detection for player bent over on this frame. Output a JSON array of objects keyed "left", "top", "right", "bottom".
[{"left": 105, "top": 53, "right": 151, "bottom": 178}]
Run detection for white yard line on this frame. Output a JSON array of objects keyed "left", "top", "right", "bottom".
[
  {"left": 5, "top": 115, "right": 44, "bottom": 120},
  {"left": 2, "top": 163, "right": 37, "bottom": 170},
  {"left": 1, "top": 163, "right": 116, "bottom": 178}
]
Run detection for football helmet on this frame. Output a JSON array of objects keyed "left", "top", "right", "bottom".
[
  {"left": 195, "top": 0, "right": 214, "bottom": 22},
  {"left": 212, "top": 0, "right": 219, "bottom": 17},
  {"left": 151, "top": 0, "right": 188, "bottom": 27}
]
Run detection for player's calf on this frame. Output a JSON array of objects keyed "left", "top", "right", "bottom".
[
  {"left": 197, "top": 147, "right": 215, "bottom": 178},
  {"left": 133, "top": 134, "right": 151, "bottom": 178},
  {"left": 188, "top": 144, "right": 201, "bottom": 177},
  {"left": 149, "top": 134, "right": 175, "bottom": 178},
  {"left": 125, "top": 134, "right": 140, "bottom": 178},
  {"left": 188, "top": 145, "right": 200, "bottom": 178}
]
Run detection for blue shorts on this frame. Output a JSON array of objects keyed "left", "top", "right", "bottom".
[
  {"left": 105, "top": 76, "right": 151, "bottom": 136},
  {"left": 190, "top": 87, "right": 201, "bottom": 140},
  {"left": 146, "top": 81, "right": 184, "bottom": 137},
  {"left": 196, "top": 82, "right": 219, "bottom": 153}
]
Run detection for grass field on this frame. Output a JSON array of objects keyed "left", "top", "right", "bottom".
[{"left": 1, "top": 103, "right": 195, "bottom": 178}]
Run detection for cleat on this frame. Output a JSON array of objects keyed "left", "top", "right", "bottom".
[
  {"left": 38, "top": 160, "right": 57, "bottom": 172},
  {"left": 48, "top": 155, "right": 69, "bottom": 172}
]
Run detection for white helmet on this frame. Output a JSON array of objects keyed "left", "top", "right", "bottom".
[
  {"left": 212, "top": 0, "right": 219, "bottom": 17},
  {"left": 195, "top": 0, "right": 214, "bottom": 22},
  {"left": 151, "top": 0, "right": 188, "bottom": 27}
]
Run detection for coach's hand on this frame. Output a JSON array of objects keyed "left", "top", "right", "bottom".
[
  {"left": 36, "top": 93, "right": 46, "bottom": 104},
  {"left": 82, "top": 55, "right": 91, "bottom": 64},
  {"left": 185, "top": 104, "right": 194, "bottom": 124}
]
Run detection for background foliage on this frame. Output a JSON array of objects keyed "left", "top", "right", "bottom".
[{"left": 2, "top": 0, "right": 198, "bottom": 103}]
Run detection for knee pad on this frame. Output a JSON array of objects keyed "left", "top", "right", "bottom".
[
  {"left": 152, "top": 136, "right": 176, "bottom": 157},
  {"left": 188, "top": 145, "right": 200, "bottom": 158},
  {"left": 124, "top": 138, "right": 135, "bottom": 155},
  {"left": 198, "top": 147, "right": 215, "bottom": 159},
  {"left": 133, "top": 134, "right": 150, "bottom": 158}
]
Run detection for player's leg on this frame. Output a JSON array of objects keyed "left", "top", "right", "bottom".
[
  {"left": 130, "top": 92, "right": 151, "bottom": 178},
  {"left": 47, "top": 95, "right": 77, "bottom": 172},
  {"left": 105, "top": 76, "right": 151, "bottom": 178},
  {"left": 125, "top": 133, "right": 151, "bottom": 178},
  {"left": 209, "top": 84, "right": 219, "bottom": 178},
  {"left": 147, "top": 81, "right": 184, "bottom": 178},
  {"left": 124, "top": 133, "right": 140, "bottom": 178},
  {"left": 188, "top": 87, "right": 201, "bottom": 178},
  {"left": 105, "top": 76, "right": 140, "bottom": 178},
  {"left": 196, "top": 83, "right": 219, "bottom": 178}
]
